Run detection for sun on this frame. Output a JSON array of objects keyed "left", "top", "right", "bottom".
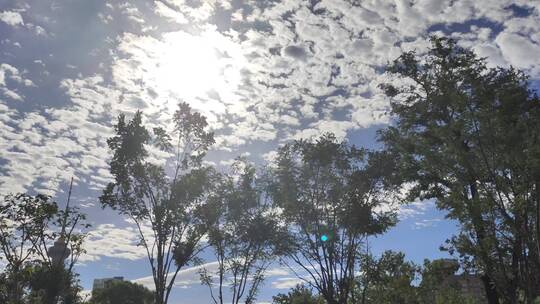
[
  {"left": 113, "top": 28, "right": 246, "bottom": 120},
  {"left": 155, "top": 32, "right": 221, "bottom": 98},
  {"left": 142, "top": 30, "right": 245, "bottom": 110}
]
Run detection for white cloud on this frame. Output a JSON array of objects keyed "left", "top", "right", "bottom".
[
  {"left": 154, "top": 1, "right": 188, "bottom": 24},
  {"left": 160, "top": 0, "right": 220, "bottom": 23},
  {"left": 399, "top": 199, "right": 436, "bottom": 220},
  {"left": 132, "top": 262, "right": 295, "bottom": 293},
  {"left": 118, "top": 2, "right": 145, "bottom": 25},
  {"left": 132, "top": 261, "right": 221, "bottom": 290},
  {"left": 0, "top": 63, "right": 33, "bottom": 101},
  {"left": 0, "top": 11, "right": 24, "bottom": 26},
  {"left": 0, "top": 75, "right": 118, "bottom": 195},
  {"left": 496, "top": 32, "right": 540, "bottom": 69},
  {"left": 2, "top": 88, "right": 23, "bottom": 101},
  {"left": 413, "top": 218, "right": 443, "bottom": 230},
  {"left": 271, "top": 277, "right": 305, "bottom": 289},
  {"left": 265, "top": 267, "right": 291, "bottom": 277},
  {"left": 374, "top": 182, "right": 436, "bottom": 220},
  {"left": 79, "top": 290, "right": 92, "bottom": 303},
  {"left": 80, "top": 223, "right": 146, "bottom": 262},
  {"left": 261, "top": 150, "right": 278, "bottom": 163}
]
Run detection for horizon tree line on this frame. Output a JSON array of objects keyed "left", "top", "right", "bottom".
[{"left": 1, "top": 36, "right": 540, "bottom": 304}]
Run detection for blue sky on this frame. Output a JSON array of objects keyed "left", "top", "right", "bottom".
[{"left": 1, "top": 0, "right": 539, "bottom": 303}]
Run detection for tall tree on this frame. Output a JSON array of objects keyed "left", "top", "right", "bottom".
[
  {"left": 379, "top": 36, "right": 540, "bottom": 303},
  {"left": 0, "top": 194, "right": 56, "bottom": 303},
  {"left": 200, "top": 159, "right": 286, "bottom": 304},
  {"left": 100, "top": 102, "right": 216, "bottom": 304},
  {"left": 268, "top": 133, "right": 397, "bottom": 304},
  {"left": 356, "top": 250, "right": 419, "bottom": 304},
  {"left": 0, "top": 192, "right": 88, "bottom": 304}
]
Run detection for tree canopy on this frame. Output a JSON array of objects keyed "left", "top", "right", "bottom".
[
  {"left": 268, "top": 133, "right": 398, "bottom": 304},
  {"left": 0, "top": 192, "right": 88, "bottom": 304},
  {"left": 100, "top": 102, "right": 217, "bottom": 304},
  {"left": 356, "top": 250, "right": 419, "bottom": 304},
  {"left": 200, "top": 159, "right": 286, "bottom": 304},
  {"left": 272, "top": 284, "right": 325, "bottom": 304},
  {"left": 89, "top": 280, "right": 154, "bottom": 304},
  {"left": 379, "top": 36, "right": 540, "bottom": 303}
]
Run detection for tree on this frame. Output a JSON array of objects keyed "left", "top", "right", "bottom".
[
  {"left": 26, "top": 263, "right": 83, "bottom": 304},
  {"left": 0, "top": 192, "right": 88, "bottom": 304},
  {"left": 268, "top": 133, "right": 398, "bottom": 304},
  {"left": 272, "top": 284, "right": 326, "bottom": 304},
  {"left": 0, "top": 194, "right": 55, "bottom": 303},
  {"left": 100, "top": 102, "right": 217, "bottom": 304},
  {"left": 354, "top": 253, "right": 482, "bottom": 304},
  {"left": 378, "top": 36, "right": 540, "bottom": 303},
  {"left": 355, "top": 250, "right": 419, "bottom": 304},
  {"left": 418, "top": 259, "right": 479, "bottom": 304},
  {"left": 89, "top": 280, "right": 154, "bottom": 304},
  {"left": 200, "top": 159, "right": 286, "bottom": 304}
]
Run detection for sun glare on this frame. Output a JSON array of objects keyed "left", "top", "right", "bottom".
[
  {"left": 143, "top": 30, "right": 245, "bottom": 111},
  {"left": 157, "top": 34, "right": 219, "bottom": 96}
]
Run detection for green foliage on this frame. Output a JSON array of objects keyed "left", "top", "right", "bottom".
[
  {"left": 418, "top": 259, "right": 478, "bottom": 304},
  {"left": 268, "top": 133, "right": 398, "bottom": 304},
  {"left": 89, "top": 281, "right": 154, "bottom": 304},
  {"left": 26, "top": 263, "right": 83, "bottom": 304},
  {"left": 355, "top": 250, "right": 419, "bottom": 304},
  {"left": 433, "top": 290, "right": 477, "bottom": 304},
  {"left": 0, "top": 193, "right": 88, "bottom": 304},
  {"left": 0, "top": 263, "right": 35, "bottom": 304},
  {"left": 0, "top": 194, "right": 58, "bottom": 267},
  {"left": 379, "top": 36, "right": 540, "bottom": 302},
  {"left": 100, "top": 102, "right": 216, "bottom": 304},
  {"left": 201, "top": 159, "right": 287, "bottom": 304},
  {"left": 352, "top": 253, "right": 487, "bottom": 304},
  {"left": 272, "top": 284, "right": 325, "bottom": 304}
]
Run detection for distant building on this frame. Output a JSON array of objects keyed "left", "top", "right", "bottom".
[{"left": 92, "top": 276, "right": 124, "bottom": 291}]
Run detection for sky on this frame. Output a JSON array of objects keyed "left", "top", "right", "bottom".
[{"left": 1, "top": 0, "right": 540, "bottom": 303}]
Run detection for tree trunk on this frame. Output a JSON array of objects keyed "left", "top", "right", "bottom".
[{"left": 481, "top": 275, "right": 500, "bottom": 304}]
